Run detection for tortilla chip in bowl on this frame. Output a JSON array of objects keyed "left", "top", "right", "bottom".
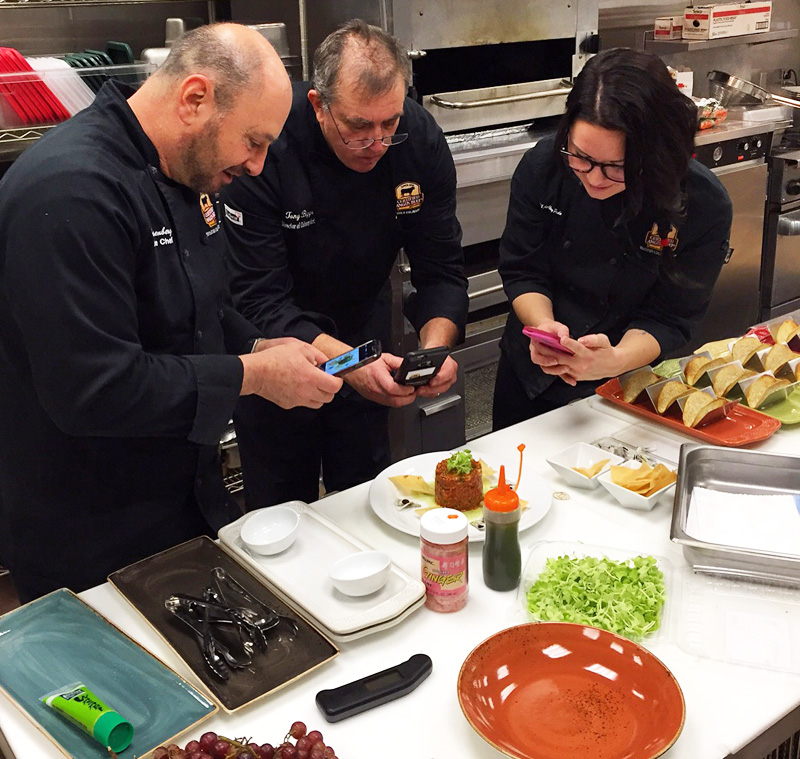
[
  {"left": 598, "top": 460, "right": 677, "bottom": 511},
  {"left": 619, "top": 367, "right": 660, "bottom": 403}
]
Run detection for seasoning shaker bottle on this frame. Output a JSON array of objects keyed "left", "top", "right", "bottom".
[
  {"left": 420, "top": 508, "right": 469, "bottom": 612},
  {"left": 482, "top": 465, "right": 521, "bottom": 591}
]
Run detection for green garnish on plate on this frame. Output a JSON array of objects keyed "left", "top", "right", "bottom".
[{"left": 446, "top": 449, "right": 474, "bottom": 475}]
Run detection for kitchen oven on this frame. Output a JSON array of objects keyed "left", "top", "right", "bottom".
[
  {"left": 763, "top": 139, "right": 800, "bottom": 321},
  {"left": 383, "top": 0, "right": 601, "bottom": 454}
]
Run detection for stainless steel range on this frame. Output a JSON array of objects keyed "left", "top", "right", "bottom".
[
  {"left": 763, "top": 138, "right": 800, "bottom": 319},
  {"left": 380, "top": 0, "right": 601, "bottom": 450}
]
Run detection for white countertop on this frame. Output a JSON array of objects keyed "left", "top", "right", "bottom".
[{"left": 2, "top": 396, "right": 800, "bottom": 759}]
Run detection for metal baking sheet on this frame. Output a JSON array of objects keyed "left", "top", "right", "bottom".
[{"left": 671, "top": 444, "right": 800, "bottom": 585}]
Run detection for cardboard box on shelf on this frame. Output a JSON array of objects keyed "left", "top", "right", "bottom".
[
  {"left": 655, "top": 16, "right": 684, "bottom": 40},
  {"left": 683, "top": 2, "right": 772, "bottom": 40}
]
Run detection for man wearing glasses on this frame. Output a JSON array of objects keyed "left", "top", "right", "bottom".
[{"left": 222, "top": 19, "right": 467, "bottom": 507}]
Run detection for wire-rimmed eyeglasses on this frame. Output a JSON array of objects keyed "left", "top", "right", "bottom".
[
  {"left": 559, "top": 146, "right": 625, "bottom": 183},
  {"left": 327, "top": 108, "right": 409, "bottom": 150}
]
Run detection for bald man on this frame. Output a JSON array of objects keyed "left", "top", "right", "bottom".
[{"left": 0, "top": 23, "right": 341, "bottom": 601}]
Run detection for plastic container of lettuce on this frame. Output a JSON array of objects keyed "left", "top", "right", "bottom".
[{"left": 517, "top": 540, "right": 676, "bottom": 644}]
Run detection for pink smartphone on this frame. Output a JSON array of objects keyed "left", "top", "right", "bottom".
[{"left": 522, "top": 326, "right": 575, "bottom": 355}]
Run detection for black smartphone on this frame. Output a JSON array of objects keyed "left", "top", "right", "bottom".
[
  {"left": 393, "top": 347, "right": 450, "bottom": 386},
  {"left": 319, "top": 339, "right": 381, "bottom": 377}
]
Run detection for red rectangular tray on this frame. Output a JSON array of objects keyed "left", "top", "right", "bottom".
[{"left": 595, "top": 377, "right": 781, "bottom": 447}]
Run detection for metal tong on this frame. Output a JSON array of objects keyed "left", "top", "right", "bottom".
[{"left": 211, "top": 566, "right": 299, "bottom": 638}]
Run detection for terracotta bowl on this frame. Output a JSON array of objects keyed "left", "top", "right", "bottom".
[{"left": 458, "top": 622, "right": 685, "bottom": 759}]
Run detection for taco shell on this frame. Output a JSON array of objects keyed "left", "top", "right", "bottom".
[
  {"left": 764, "top": 343, "right": 798, "bottom": 373},
  {"left": 684, "top": 356, "right": 711, "bottom": 386},
  {"left": 682, "top": 391, "right": 716, "bottom": 428},
  {"left": 656, "top": 380, "right": 693, "bottom": 413},
  {"left": 711, "top": 364, "right": 745, "bottom": 398},
  {"left": 776, "top": 318, "right": 800, "bottom": 344},
  {"left": 745, "top": 375, "right": 790, "bottom": 408},
  {"left": 690, "top": 397, "right": 728, "bottom": 428},
  {"left": 620, "top": 368, "right": 660, "bottom": 403},
  {"left": 731, "top": 336, "right": 763, "bottom": 366}
]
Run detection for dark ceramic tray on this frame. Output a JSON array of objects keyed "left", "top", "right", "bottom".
[{"left": 108, "top": 536, "right": 338, "bottom": 713}]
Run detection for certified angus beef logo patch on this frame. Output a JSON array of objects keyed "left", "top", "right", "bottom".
[
  {"left": 395, "top": 181, "right": 424, "bottom": 215},
  {"left": 643, "top": 222, "right": 679, "bottom": 254},
  {"left": 199, "top": 193, "right": 217, "bottom": 228}
]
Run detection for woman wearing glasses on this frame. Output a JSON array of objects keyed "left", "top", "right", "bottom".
[
  {"left": 221, "top": 20, "right": 468, "bottom": 508},
  {"left": 492, "top": 47, "right": 732, "bottom": 429}
]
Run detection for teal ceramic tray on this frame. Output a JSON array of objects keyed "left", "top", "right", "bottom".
[{"left": 0, "top": 589, "right": 216, "bottom": 758}]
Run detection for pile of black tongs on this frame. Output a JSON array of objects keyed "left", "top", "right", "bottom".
[{"left": 165, "top": 566, "right": 298, "bottom": 680}]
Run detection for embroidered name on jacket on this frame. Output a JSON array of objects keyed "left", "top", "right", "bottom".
[
  {"left": 539, "top": 203, "right": 563, "bottom": 216},
  {"left": 152, "top": 226, "right": 174, "bottom": 247},
  {"left": 283, "top": 209, "right": 316, "bottom": 229},
  {"left": 396, "top": 182, "right": 423, "bottom": 215}
]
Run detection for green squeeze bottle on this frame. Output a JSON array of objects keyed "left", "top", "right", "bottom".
[{"left": 482, "top": 464, "right": 522, "bottom": 591}]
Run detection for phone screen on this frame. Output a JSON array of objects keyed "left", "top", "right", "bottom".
[{"left": 321, "top": 341, "right": 380, "bottom": 376}]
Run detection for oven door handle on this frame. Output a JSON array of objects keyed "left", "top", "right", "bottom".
[
  {"left": 429, "top": 87, "right": 572, "bottom": 110},
  {"left": 420, "top": 394, "right": 462, "bottom": 416},
  {"left": 469, "top": 283, "right": 505, "bottom": 300}
]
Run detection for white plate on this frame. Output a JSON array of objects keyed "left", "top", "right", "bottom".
[
  {"left": 218, "top": 502, "right": 425, "bottom": 642},
  {"left": 368, "top": 450, "right": 552, "bottom": 542}
]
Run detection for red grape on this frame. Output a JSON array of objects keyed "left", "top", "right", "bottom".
[
  {"left": 260, "top": 744, "right": 275, "bottom": 759},
  {"left": 323, "top": 748, "right": 335, "bottom": 759},
  {"left": 186, "top": 741, "right": 201, "bottom": 754},
  {"left": 289, "top": 721, "right": 307, "bottom": 739},
  {"left": 212, "top": 739, "right": 232, "bottom": 759},
  {"left": 281, "top": 747, "right": 298, "bottom": 759},
  {"left": 306, "top": 731, "right": 323, "bottom": 745},
  {"left": 200, "top": 733, "right": 219, "bottom": 752},
  {"left": 309, "top": 749, "right": 324, "bottom": 759},
  {"left": 296, "top": 737, "right": 312, "bottom": 752}
]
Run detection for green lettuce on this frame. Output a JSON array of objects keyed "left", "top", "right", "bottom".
[{"left": 525, "top": 554, "right": 666, "bottom": 640}]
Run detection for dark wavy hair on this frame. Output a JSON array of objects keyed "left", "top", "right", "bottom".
[{"left": 554, "top": 47, "right": 697, "bottom": 226}]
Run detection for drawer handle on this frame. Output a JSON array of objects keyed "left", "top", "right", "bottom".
[
  {"left": 420, "top": 394, "right": 462, "bottom": 416},
  {"left": 429, "top": 87, "right": 571, "bottom": 110},
  {"left": 469, "top": 283, "right": 504, "bottom": 300}
]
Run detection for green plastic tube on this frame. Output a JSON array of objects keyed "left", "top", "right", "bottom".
[{"left": 41, "top": 682, "right": 133, "bottom": 753}]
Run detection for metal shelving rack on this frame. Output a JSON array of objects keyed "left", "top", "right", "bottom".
[
  {"left": 642, "top": 27, "right": 798, "bottom": 54},
  {"left": 0, "top": 0, "right": 228, "bottom": 161}
]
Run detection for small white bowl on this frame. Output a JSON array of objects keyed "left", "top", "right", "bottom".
[
  {"left": 329, "top": 550, "right": 392, "bottom": 597},
  {"left": 545, "top": 443, "right": 624, "bottom": 490},
  {"left": 240, "top": 506, "right": 300, "bottom": 556},
  {"left": 597, "top": 459, "right": 676, "bottom": 512}
]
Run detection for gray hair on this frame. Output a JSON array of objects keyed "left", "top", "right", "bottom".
[
  {"left": 156, "top": 24, "right": 263, "bottom": 112},
  {"left": 312, "top": 19, "right": 412, "bottom": 107}
]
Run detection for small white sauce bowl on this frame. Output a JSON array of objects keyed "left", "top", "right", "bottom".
[
  {"left": 329, "top": 550, "right": 391, "bottom": 597},
  {"left": 240, "top": 506, "right": 300, "bottom": 556}
]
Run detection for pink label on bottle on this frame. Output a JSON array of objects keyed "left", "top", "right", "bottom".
[{"left": 421, "top": 552, "right": 467, "bottom": 596}]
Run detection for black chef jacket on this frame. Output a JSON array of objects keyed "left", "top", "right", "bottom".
[
  {"left": 0, "top": 82, "right": 260, "bottom": 599},
  {"left": 499, "top": 135, "right": 733, "bottom": 405},
  {"left": 220, "top": 82, "right": 468, "bottom": 350}
]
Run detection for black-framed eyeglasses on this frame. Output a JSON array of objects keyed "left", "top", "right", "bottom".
[
  {"left": 559, "top": 146, "right": 625, "bottom": 183},
  {"left": 327, "top": 108, "right": 409, "bottom": 150}
]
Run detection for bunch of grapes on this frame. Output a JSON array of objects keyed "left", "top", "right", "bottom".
[{"left": 152, "top": 722, "right": 338, "bottom": 759}]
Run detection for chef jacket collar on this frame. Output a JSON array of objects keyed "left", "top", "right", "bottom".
[{"left": 95, "top": 81, "right": 162, "bottom": 171}]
